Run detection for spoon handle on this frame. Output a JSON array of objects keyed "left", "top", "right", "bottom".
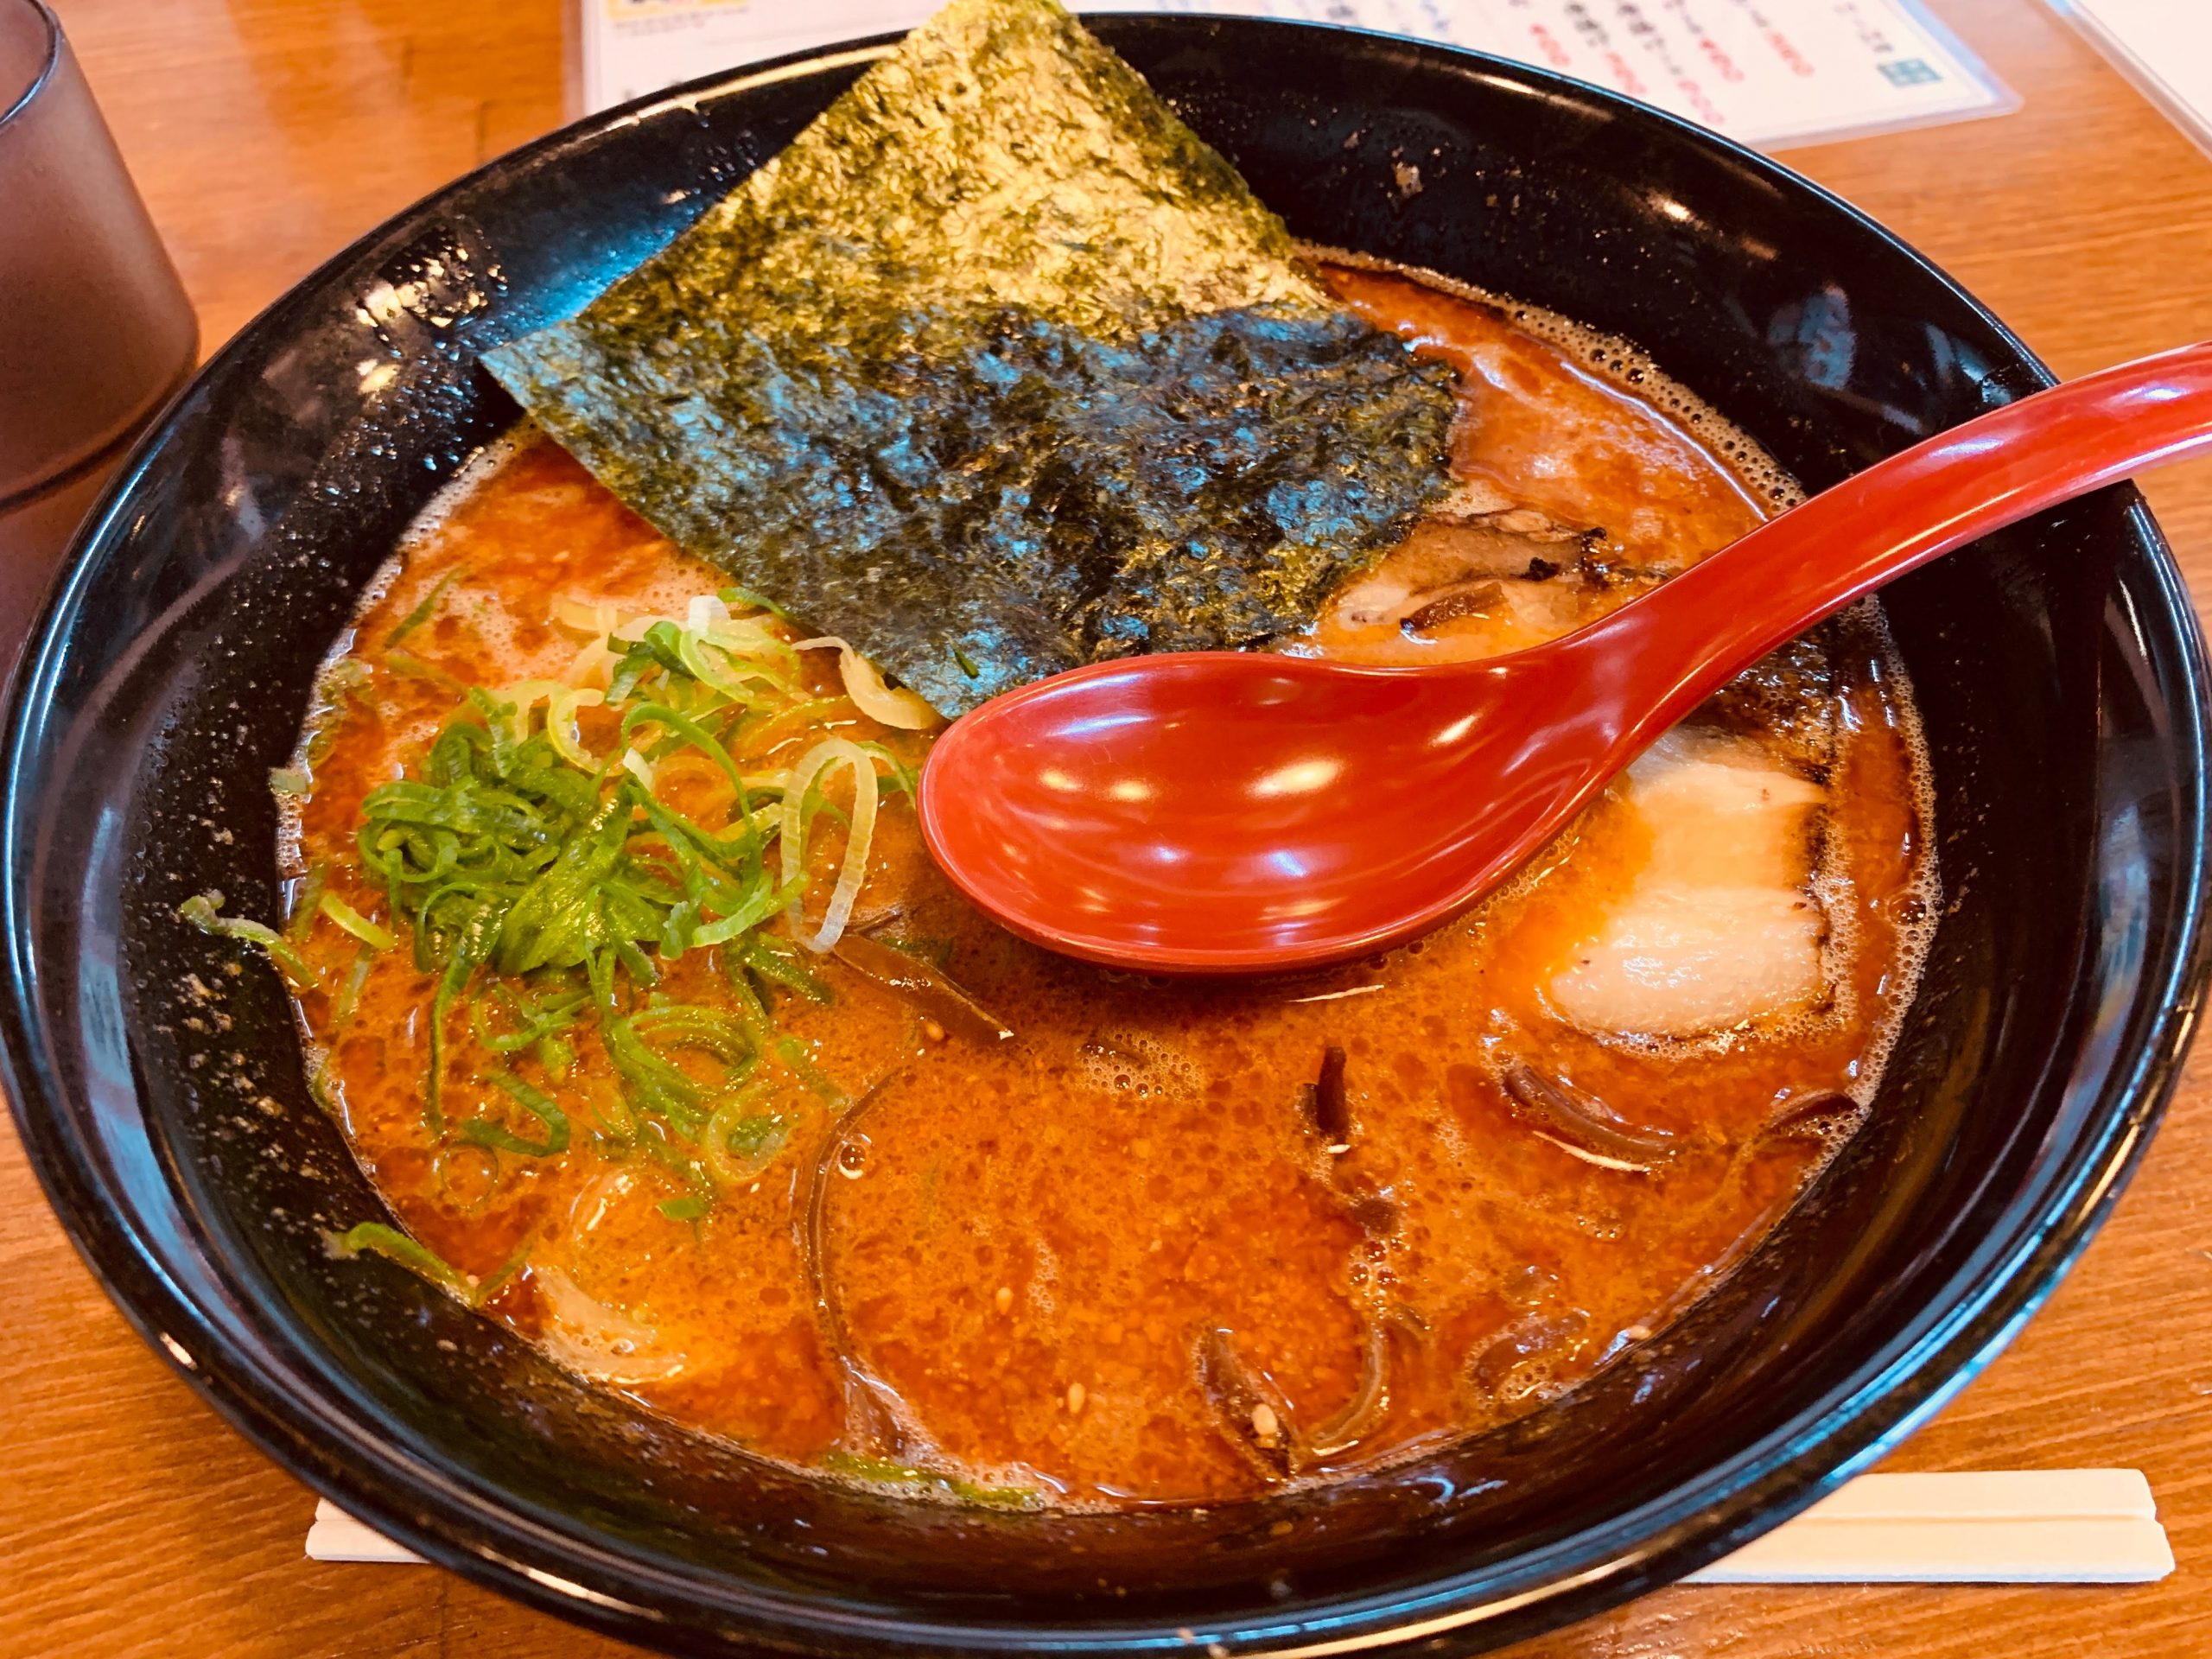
[{"left": 1570, "top": 340, "right": 2212, "bottom": 740}]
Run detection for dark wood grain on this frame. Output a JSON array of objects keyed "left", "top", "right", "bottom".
[{"left": 7, "top": 1, "right": 2212, "bottom": 1653}]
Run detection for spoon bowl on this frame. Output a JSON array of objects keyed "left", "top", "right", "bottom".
[
  {"left": 919, "top": 341, "right": 2212, "bottom": 972},
  {"left": 915, "top": 644, "right": 1606, "bottom": 970}
]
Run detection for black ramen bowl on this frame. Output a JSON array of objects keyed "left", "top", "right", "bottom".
[{"left": 7, "top": 17, "right": 2208, "bottom": 1656}]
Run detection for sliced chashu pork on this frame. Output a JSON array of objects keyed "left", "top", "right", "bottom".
[
  {"left": 1318, "top": 479, "right": 1841, "bottom": 776},
  {"left": 1318, "top": 483, "right": 1669, "bottom": 663},
  {"left": 1548, "top": 732, "right": 1827, "bottom": 1039}
]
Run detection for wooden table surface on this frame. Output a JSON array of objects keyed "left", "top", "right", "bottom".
[{"left": 8, "top": 1, "right": 2212, "bottom": 1654}]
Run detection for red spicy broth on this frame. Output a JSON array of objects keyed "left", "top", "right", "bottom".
[{"left": 275, "top": 261, "right": 1933, "bottom": 1506}]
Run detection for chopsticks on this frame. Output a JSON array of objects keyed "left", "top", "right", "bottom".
[
  {"left": 308, "top": 1470, "right": 2173, "bottom": 1582},
  {"left": 1683, "top": 1469, "right": 2172, "bottom": 1583},
  {"left": 306, "top": 1502, "right": 419, "bottom": 1565}
]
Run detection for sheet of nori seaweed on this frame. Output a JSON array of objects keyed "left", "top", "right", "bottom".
[{"left": 485, "top": 0, "right": 1456, "bottom": 715}]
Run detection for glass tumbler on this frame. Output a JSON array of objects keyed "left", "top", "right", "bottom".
[{"left": 0, "top": 0, "right": 197, "bottom": 654}]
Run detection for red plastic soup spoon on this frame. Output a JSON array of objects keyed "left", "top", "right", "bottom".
[{"left": 916, "top": 342, "right": 2212, "bottom": 975}]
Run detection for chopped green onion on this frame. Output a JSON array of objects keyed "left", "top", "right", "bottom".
[
  {"left": 386, "top": 568, "right": 464, "bottom": 645},
  {"left": 321, "top": 657, "right": 372, "bottom": 698},
  {"left": 423, "top": 892, "right": 508, "bottom": 1132},
  {"left": 459, "top": 1071, "right": 571, "bottom": 1158},
  {"left": 307, "top": 1057, "right": 341, "bottom": 1116},
  {"left": 622, "top": 700, "right": 751, "bottom": 810},
  {"left": 496, "top": 679, "right": 569, "bottom": 747},
  {"left": 384, "top": 648, "right": 464, "bottom": 690},
  {"left": 851, "top": 740, "right": 920, "bottom": 798},
  {"left": 743, "top": 935, "right": 833, "bottom": 1004},
  {"left": 779, "top": 737, "right": 879, "bottom": 952},
  {"left": 703, "top": 1092, "right": 791, "bottom": 1185},
  {"left": 468, "top": 982, "right": 588, "bottom": 1053},
  {"left": 820, "top": 1449, "right": 1035, "bottom": 1508},
  {"left": 178, "top": 890, "right": 319, "bottom": 992},
  {"left": 285, "top": 864, "right": 329, "bottom": 944},
  {"left": 330, "top": 945, "right": 375, "bottom": 1028},
  {"left": 604, "top": 997, "right": 758, "bottom": 1135},
  {"left": 333, "top": 582, "right": 910, "bottom": 1168},
  {"left": 690, "top": 873, "right": 805, "bottom": 950},
  {"left": 545, "top": 686, "right": 605, "bottom": 770},
  {"left": 740, "top": 696, "right": 849, "bottom": 757},
  {"left": 318, "top": 891, "right": 396, "bottom": 951},
  {"left": 327, "top": 1221, "right": 493, "bottom": 1305},
  {"left": 719, "top": 585, "right": 788, "bottom": 619},
  {"left": 777, "top": 1036, "right": 848, "bottom": 1107},
  {"left": 721, "top": 954, "right": 772, "bottom": 1035}
]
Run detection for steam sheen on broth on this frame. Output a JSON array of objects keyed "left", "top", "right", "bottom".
[{"left": 275, "top": 264, "right": 1933, "bottom": 1506}]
